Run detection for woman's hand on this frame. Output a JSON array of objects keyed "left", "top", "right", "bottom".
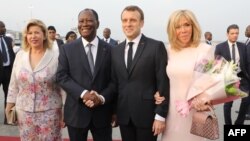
[
  {"left": 5, "top": 103, "right": 15, "bottom": 115},
  {"left": 191, "top": 93, "right": 211, "bottom": 111},
  {"left": 154, "top": 91, "right": 165, "bottom": 105}
]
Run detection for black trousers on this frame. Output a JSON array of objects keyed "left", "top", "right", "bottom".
[
  {"left": 224, "top": 101, "right": 233, "bottom": 125},
  {"left": 119, "top": 119, "right": 157, "bottom": 141},
  {"left": 235, "top": 94, "right": 250, "bottom": 124},
  {"left": 224, "top": 92, "right": 250, "bottom": 125},
  {"left": 0, "top": 66, "right": 12, "bottom": 124},
  {"left": 67, "top": 121, "right": 112, "bottom": 141},
  {"left": 247, "top": 106, "right": 250, "bottom": 115}
]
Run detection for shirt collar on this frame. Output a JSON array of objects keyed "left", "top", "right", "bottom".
[
  {"left": 126, "top": 33, "right": 142, "bottom": 46},
  {"left": 104, "top": 37, "right": 110, "bottom": 41},
  {"left": 227, "top": 40, "right": 236, "bottom": 47},
  {"left": 82, "top": 36, "right": 98, "bottom": 48}
]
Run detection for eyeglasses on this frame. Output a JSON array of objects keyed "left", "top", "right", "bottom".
[{"left": 175, "top": 23, "right": 192, "bottom": 30}]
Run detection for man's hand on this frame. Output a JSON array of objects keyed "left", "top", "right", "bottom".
[
  {"left": 83, "top": 91, "right": 102, "bottom": 108},
  {"left": 152, "top": 119, "right": 165, "bottom": 136}
]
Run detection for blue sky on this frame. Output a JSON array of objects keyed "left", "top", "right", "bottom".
[{"left": 1, "top": 0, "right": 250, "bottom": 42}]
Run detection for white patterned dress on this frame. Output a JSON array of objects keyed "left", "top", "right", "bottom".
[{"left": 7, "top": 49, "right": 63, "bottom": 141}]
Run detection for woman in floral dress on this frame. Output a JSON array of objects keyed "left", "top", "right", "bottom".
[{"left": 5, "top": 19, "right": 63, "bottom": 141}]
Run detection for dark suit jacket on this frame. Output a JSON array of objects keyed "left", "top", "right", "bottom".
[
  {"left": 104, "top": 34, "right": 169, "bottom": 128},
  {"left": 1, "top": 36, "right": 15, "bottom": 67},
  {"left": 109, "top": 38, "right": 118, "bottom": 47},
  {"left": 215, "top": 41, "right": 249, "bottom": 91},
  {"left": 0, "top": 53, "right": 3, "bottom": 82},
  {"left": 103, "top": 38, "right": 118, "bottom": 47},
  {"left": 246, "top": 40, "right": 250, "bottom": 83},
  {"left": 56, "top": 37, "right": 113, "bottom": 128},
  {"left": 56, "top": 39, "right": 64, "bottom": 47}
]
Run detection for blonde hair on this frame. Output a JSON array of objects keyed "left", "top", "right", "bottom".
[
  {"left": 167, "top": 9, "right": 201, "bottom": 51},
  {"left": 22, "top": 19, "right": 52, "bottom": 51}
]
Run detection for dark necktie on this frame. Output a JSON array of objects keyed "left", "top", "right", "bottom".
[
  {"left": 127, "top": 42, "right": 134, "bottom": 71},
  {"left": 0, "top": 37, "right": 8, "bottom": 63},
  {"left": 232, "top": 43, "right": 236, "bottom": 63},
  {"left": 86, "top": 43, "right": 94, "bottom": 75}
]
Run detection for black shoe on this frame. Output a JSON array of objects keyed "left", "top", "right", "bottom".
[
  {"left": 235, "top": 110, "right": 239, "bottom": 113},
  {"left": 245, "top": 114, "right": 250, "bottom": 120}
]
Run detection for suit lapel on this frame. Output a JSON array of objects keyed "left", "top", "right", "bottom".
[
  {"left": 33, "top": 49, "right": 54, "bottom": 72},
  {"left": 128, "top": 35, "right": 146, "bottom": 74},
  {"left": 119, "top": 41, "right": 128, "bottom": 76},
  {"left": 224, "top": 42, "right": 231, "bottom": 60},
  {"left": 77, "top": 38, "right": 93, "bottom": 78},
  {"left": 93, "top": 39, "right": 107, "bottom": 79},
  {"left": 237, "top": 42, "right": 243, "bottom": 56}
]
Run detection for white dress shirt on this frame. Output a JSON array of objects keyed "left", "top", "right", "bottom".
[{"left": 124, "top": 33, "right": 142, "bottom": 67}]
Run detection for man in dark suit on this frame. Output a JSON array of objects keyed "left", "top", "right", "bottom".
[
  {"left": 0, "top": 53, "right": 2, "bottom": 82},
  {"left": 47, "top": 25, "right": 64, "bottom": 51},
  {"left": 204, "top": 31, "right": 213, "bottom": 45},
  {"left": 0, "top": 21, "right": 15, "bottom": 124},
  {"left": 244, "top": 24, "right": 250, "bottom": 120},
  {"left": 104, "top": 5, "right": 169, "bottom": 141},
  {"left": 56, "top": 9, "right": 113, "bottom": 141},
  {"left": 215, "top": 24, "right": 250, "bottom": 125},
  {"left": 103, "top": 28, "right": 118, "bottom": 47}
]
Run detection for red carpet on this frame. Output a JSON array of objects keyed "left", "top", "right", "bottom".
[{"left": 0, "top": 136, "right": 121, "bottom": 141}]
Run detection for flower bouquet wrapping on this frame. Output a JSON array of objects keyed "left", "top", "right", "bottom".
[{"left": 175, "top": 54, "right": 248, "bottom": 117}]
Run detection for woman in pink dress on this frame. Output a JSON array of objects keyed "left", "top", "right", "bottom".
[{"left": 156, "top": 10, "right": 213, "bottom": 141}]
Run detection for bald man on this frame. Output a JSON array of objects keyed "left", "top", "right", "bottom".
[{"left": 103, "top": 28, "right": 118, "bottom": 47}]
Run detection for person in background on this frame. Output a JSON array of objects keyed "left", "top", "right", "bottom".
[
  {"left": 106, "top": 5, "right": 169, "bottom": 141},
  {"left": 0, "top": 20, "right": 15, "bottom": 125},
  {"left": 56, "top": 8, "right": 114, "bottom": 141},
  {"left": 240, "top": 24, "right": 250, "bottom": 120},
  {"left": 48, "top": 25, "right": 64, "bottom": 51},
  {"left": 215, "top": 24, "right": 249, "bottom": 125},
  {"left": 6, "top": 33, "right": 21, "bottom": 54},
  {"left": 103, "top": 27, "right": 118, "bottom": 47},
  {"left": 204, "top": 31, "right": 213, "bottom": 45},
  {"left": 0, "top": 50, "right": 2, "bottom": 77},
  {"left": 155, "top": 9, "right": 214, "bottom": 141},
  {"left": 56, "top": 33, "right": 61, "bottom": 40},
  {"left": 5, "top": 19, "right": 63, "bottom": 140},
  {"left": 65, "top": 31, "right": 77, "bottom": 43}
]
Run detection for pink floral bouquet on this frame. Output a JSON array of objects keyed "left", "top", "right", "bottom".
[{"left": 176, "top": 54, "right": 248, "bottom": 117}]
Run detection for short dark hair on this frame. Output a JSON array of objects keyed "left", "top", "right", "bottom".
[
  {"left": 79, "top": 8, "right": 99, "bottom": 21},
  {"left": 65, "top": 31, "right": 76, "bottom": 40},
  {"left": 227, "top": 24, "right": 239, "bottom": 33},
  {"left": 121, "top": 5, "right": 144, "bottom": 21},
  {"left": 48, "top": 25, "right": 56, "bottom": 32}
]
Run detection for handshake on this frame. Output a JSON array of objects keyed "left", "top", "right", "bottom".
[{"left": 82, "top": 90, "right": 103, "bottom": 108}]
